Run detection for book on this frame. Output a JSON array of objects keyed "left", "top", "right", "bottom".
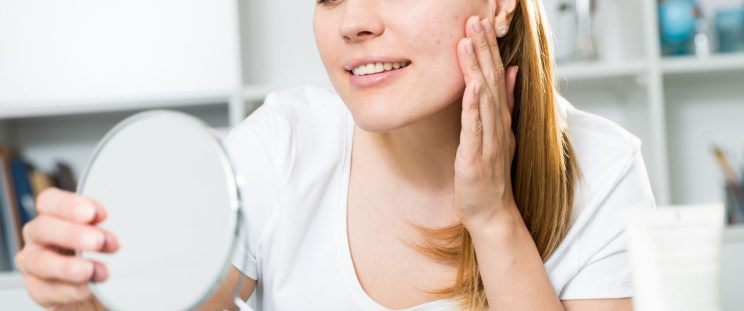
[
  {"left": 0, "top": 148, "right": 21, "bottom": 270},
  {"left": 0, "top": 183, "right": 10, "bottom": 271},
  {"left": 10, "top": 157, "right": 37, "bottom": 227},
  {"left": 53, "top": 162, "right": 77, "bottom": 192},
  {"left": 30, "top": 169, "right": 53, "bottom": 199}
]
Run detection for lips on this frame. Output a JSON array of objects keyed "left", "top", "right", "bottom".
[
  {"left": 346, "top": 62, "right": 410, "bottom": 88},
  {"left": 343, "top": 57, "right": 412, "bottom": 88}
]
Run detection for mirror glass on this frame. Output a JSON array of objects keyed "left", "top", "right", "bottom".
[{"left": 78, "top": 110, "right": 241, "bottom": 310}]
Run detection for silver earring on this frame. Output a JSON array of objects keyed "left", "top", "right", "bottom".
[{"left": 498, "top": 25, "right": 508, "bottom": 37}]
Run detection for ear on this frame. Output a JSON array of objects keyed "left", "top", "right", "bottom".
[{"left": 489, "top": 0, "right": 519, "bottom": 37}]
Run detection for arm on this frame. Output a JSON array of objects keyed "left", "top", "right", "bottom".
[
  {"left": 468, "top": 206, "right": 563, "bottom": 310},
  {"left": 468, "top": 206, "right": 632, "bottom": 311},
  {"left": 563, "top": 298, "right": 632, "bottom": 311},
  {"left": 197, "top": 266, "right": 256, "bottom": 311},
  {"left": 454, "top": 15, "right": 634, "bottom": 311}
]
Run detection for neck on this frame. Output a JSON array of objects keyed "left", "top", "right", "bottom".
[{"left": 357, "top": 102, "right": 462, "bottom": 193}]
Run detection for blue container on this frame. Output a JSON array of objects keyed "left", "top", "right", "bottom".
[
  {"left": 659, "top": 0, "right": 698, "bottom": 56},
  {"left": 715, "top": 7, "right": 744, "bottom": 53}
]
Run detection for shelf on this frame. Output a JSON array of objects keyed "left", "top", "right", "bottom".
[
  {"left": 0, "top": 92, "right": 233, "bottom": 120},
  {"left": 556, "top": 60, "right": 648, "bottom": 81},
  {"left": 0, "top": 85, "right": 270, "bottom": 121},
  {"left": 662, "top": 53, "right": 744, "bottom": 75},
  {"left": 0, "top": 271, "right": 23, "bottom": 290}
]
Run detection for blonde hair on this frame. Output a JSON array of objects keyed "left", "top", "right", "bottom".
[{"left": 415, "top": 1, "right": 579, "bottom": 309}]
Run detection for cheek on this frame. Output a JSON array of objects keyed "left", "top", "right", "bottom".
[
  {"left": 408, "top": 15, "right": 462, "bottom": 61},
  {"left": 406, "top": 16, "right": 467, "bottom": 100}
]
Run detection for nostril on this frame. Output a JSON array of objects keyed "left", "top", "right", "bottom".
[{"left": 344, "top": 30, "right": 375, "bottom": 42}]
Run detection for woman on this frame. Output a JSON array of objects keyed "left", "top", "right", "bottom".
[{"left": 16, "top": 0, "right": 655, "bottom": 310}]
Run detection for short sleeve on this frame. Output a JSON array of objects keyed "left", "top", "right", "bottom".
[
  {"left": 224, "top": 103, "right": 282, "bottom": 281},
  {"left": 560, "top": 149, "right": 656, "bottom": 300}
]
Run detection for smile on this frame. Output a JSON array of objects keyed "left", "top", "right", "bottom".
[
  {"left": 347, "top": 62, "right": 410, "bottom": 88},
  {"left": 349, "top": 61, "right": 412, "bottom": 76}
]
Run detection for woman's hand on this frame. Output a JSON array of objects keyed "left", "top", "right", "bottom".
[
  {"left": 15, "top": 188, "right": 119, "bottom": 310},
  {"left": 454, "top": 15, "right": 520, "bottom": 232}
]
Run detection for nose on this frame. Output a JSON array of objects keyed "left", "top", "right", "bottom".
[{"left": 339, "top": 0, "right": 384, "bottom": 43}]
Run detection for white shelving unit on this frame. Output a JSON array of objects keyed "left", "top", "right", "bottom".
[
  {"left": 554, "top": 0, "right": 744, "bottom": 207},
  {"left": 661, "top": 53, "right": 744, "bottom": 74},
  {"left": 557, "top": 60, "right": 649, "bottom": 81}
]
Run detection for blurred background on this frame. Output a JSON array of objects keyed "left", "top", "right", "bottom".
[{"left": 0, "top": 0, "right": 743, "bottom": 309}]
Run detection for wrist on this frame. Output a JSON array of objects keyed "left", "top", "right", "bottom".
[{"left": 464, "top": 201, "right": 524, "bottom": 243}]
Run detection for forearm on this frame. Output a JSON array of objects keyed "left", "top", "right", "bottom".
[{"left": 468, "top": 205, "right": 564, "bottom": 311}]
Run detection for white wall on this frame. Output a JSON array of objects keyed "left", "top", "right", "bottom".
[
  {"left": 666, "top": 72, "right": 744, "bottom": 204},
  {"left": 0, "top": 0, "right": 241, "bottom": 106},
  {"left": 240, "top": 0, "right": 329, "bottom": 90}
]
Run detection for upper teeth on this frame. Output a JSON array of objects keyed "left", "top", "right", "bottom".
[{"left": 351, "top": 61, "right": 411, "bottom": 76}]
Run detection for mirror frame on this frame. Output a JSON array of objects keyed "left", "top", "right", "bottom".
[{"left": 76, "top": 110, "right": 245, "bottom": 310}]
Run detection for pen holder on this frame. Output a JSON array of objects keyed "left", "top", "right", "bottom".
[{"left": 724, "top": 184, "right": 744, "bottom": 224}]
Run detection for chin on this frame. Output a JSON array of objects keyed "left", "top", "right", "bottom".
[
  {"left": 331, "top": 67, "right": 465, "bottom": 132},
  {"left": 346, "top": 101, "right": 417, "bottom": 133}
]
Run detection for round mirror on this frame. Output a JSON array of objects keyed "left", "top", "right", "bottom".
[{"left": 78, "top": 110, "right": 242, "bottom": 310}]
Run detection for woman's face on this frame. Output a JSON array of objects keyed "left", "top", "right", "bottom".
[{"left": 313, "top": 0, "right": 484, "bottom": 132}]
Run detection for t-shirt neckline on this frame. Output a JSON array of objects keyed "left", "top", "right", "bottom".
[{"left": 335, "top": 110, "right": 459, "bottom": 311}]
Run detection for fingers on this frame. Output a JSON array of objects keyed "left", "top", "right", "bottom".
[
  {"left": 23, "top": 215, "right": 120, "bottom": 253},
  {"left": 18, "top": 188, "right": 117, "bottom": 309},
  {"left": 482, "top": 17, "right": 505, "bottom": 68},
  {"left": 464, "top": 16, "right": 501, "bottom": 152},
  {"left": 466, "top": 16, "right": 503, "bottom": 98},
  {"left": 24, "top": 274, "right": 94, "bottom": 307},
  {"left": 16, "top": 246, "right": 108, "bottom": 283},
  {"left": 458, "top": 81, "right": 483, "bottom": 162},
  {"left": 480, "top": 17, "right": 511, "bottom": 120},
  {"left": 36, "top": 188, "right": 108, "bottom": 224}
]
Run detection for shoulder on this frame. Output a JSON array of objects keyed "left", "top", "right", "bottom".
[
  {"left": 558, "top": 95, "right": 641, "bottom": 167},
  {"left": 226, "top": 84, "right": 350, "bottom": 185},
  {"left": 225, "top": 85, "right": 351, "bottom": 278},
  {"left": 557, "top": 96, "right": 646, "bottom": 223},
  {"left": 545, "top": 97, "right": 655, "bottom": 299}
]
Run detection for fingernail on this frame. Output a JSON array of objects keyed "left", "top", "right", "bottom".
[
  {"left": 82, "top": 232, "right": 104, "bottom": 250},
  {"left": 74, "top": 202, "right": 95, "bottom": 221},
  {"left": 73, "top": 261, "right": 94, "bottom": 280},
  {"left": 471, "top": 17, "right": 482, "bottom": 33},
  {"left": 464, "top": 38, "right": 473, "bottom": 55},
  {"left": 91, "top": 262, "right": 109, "bottom": 283},
  {"left": 105, "top": 231, "right": 120, "bottom": 251}
]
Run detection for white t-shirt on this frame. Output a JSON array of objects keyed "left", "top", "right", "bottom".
[{"left": 226, "top": 85, "right": 656, "bottom": 310}]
